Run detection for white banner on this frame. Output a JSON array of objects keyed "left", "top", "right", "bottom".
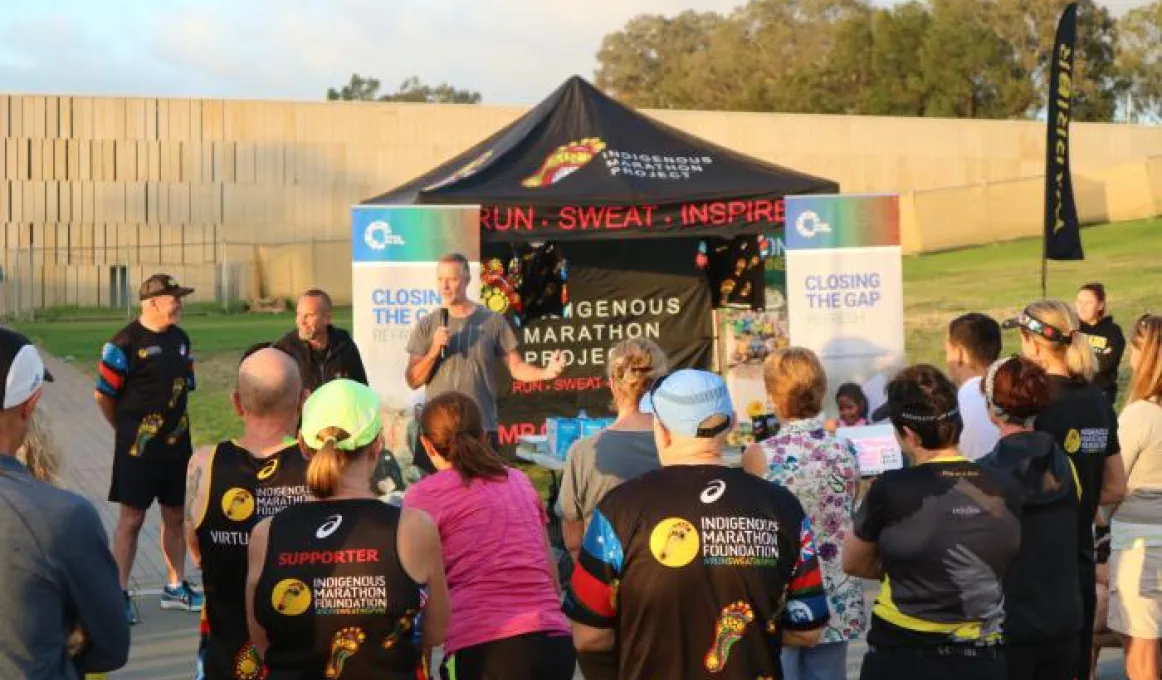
[
  {"left": 351, "top": 205, "right": 480, "bottom": 457},
  {"left": 785, "top": 195, "right": 905, "bottom": 421}
]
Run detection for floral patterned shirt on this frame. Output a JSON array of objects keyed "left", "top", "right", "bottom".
[{"left": 760, "top": 417, "right": 868, "bottom": 643}]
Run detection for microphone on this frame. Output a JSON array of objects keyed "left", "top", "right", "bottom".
[{"left": 439, "top": 308, "right": 449, "bottom": 360}]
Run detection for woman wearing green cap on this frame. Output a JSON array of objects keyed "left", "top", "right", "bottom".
[{"left": 245, "top": 379, "right": 450, "bottom": 679}]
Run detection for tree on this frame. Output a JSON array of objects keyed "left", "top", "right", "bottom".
[
  {"left": 326, "top": 74, "right": 383, "bottom": 101},
  {"left": 1117, "top": 0, "right": 1162, "bottom": 120},
  {"left": 594, "top": 11, "right": 724, "bottom": 109},
  {"left": 988, "top": 0, "right": 1122, "bottom": 120},
  {"left": 591, "top": 0, "right": 1126, "bottom": 121},
  {"left": 864, "top": 3, "right": 932, "bottom": 116},
  {"left": 380, "top": 76, "right": 482, "bottom": 104},
  {"left": 919, "top": 0, "right": 1026, "bottom": 119},
  {"left": 325, "top": 74, "right": 481, "bottom": 104}
]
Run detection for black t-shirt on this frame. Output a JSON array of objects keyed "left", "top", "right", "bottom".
[
  {"left": 1034, "top": 376, "right": 1120, "bottom": 565},
  {"left": 978, "top": 431, "right": 1083, "bottom": 641},
  {"left": 853, "top": 457, "right": 1022, "bottom": 647},
  {"left": 255, "top": 499, "right": 426, "bottom": 680},
  {"left": 564, "top": 465, "right": 828, "bottom": 680},
  {"left": 195, "top": 440, "right": 309, "bottom": 680},
  {"left": 1079, "top": 317, "right": 1126, "bottom": 401},
  {"left": 96, "top": 321, "right": 194, "bottom": 459}
]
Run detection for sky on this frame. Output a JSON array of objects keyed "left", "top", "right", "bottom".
[{"left": 0, "top": 0, "right": 1152, "bottom": 106}]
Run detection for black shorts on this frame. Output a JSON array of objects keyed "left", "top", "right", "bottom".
[
  {"left": 860, "top": 645, "right": 1005, "bottom": 680},
  {"left": 109, "top": 449, "right": 191, "bottom": 510},
  {"left": 1007, "top": 636, "right": 1078, "bottom": 680},
  {"left": 439, "top": 632, "right": 575, "bottom": 680}
]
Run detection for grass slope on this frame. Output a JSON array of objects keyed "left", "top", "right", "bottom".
[{"left": 14, "top": 216, "right": 1162, "bottom": 447}]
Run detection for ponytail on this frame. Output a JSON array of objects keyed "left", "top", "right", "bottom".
[
  {"left": 302, "top": 426, "right": 353, "bottom": 499},
  {"left": 447, "top": 431, "right": 507, "bottom": 483},
  {"left": 420, "top": 392, "right": 507, "bottom": 485},
  {"left": 1066, "top": 331, "right": 1098, "bottom": 383},
  {"left": 1024, "top": 299, "right": 1098, "bottom": 384}
]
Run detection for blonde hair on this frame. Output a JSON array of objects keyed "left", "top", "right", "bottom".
[
  {"left": 607, "top": 338, "right": 667, "bottom": 407},
  {"left": 763, "top": 347, "right": 827, "bottom": 420},
  {"left": 1129, "top": 315, "right": 1162, "bottom": 403},
  {"left": 300, "top": 427, "right": 370, "bottom": 499},
  {"left": 16, "top": 411, "right": 61, "bottom": 486},
  {"left": 1023, "top": 299, "right": 1097, "bottom": 383}
]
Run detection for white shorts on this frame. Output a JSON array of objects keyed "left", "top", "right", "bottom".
[{"left": 1109, "top": 541, "right": 1162, "bottom": 639}]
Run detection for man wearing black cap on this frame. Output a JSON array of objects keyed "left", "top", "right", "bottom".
[
  {"left": 95, "top": 273, "right": 203, "bottom": 624},
  {"left": 0, "top": 328, "right": 129, "bottom": 677}
]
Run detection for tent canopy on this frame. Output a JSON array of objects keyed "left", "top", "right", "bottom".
[{"left": 362, "top": 76, "right": 838, "bottom": 241}]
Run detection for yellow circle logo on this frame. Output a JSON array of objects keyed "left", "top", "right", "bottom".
[
  {"left": 256, "top": 458, "right": 279, "bottom": 481},
  {"left": 649, "top": 517, "right": 700, "bottom": 568},
  {"left": 1064, "top": 429, "right": 1082, "bottom": 454},
  {"left": 221, "top": 488, "right": 256, "bottom": 522},
  {"left": 272, "top": 578, "right": 311, "bottom": 616}
]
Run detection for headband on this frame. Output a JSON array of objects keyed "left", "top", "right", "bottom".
[
  {"left": 983, "top": 357, "right": 1036, "bottom": 428},
  {"left": 898, "top": 407, "right": 960, "bottom": 423}
]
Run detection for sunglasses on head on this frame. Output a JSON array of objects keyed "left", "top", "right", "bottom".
[{"left": 1015, "top": 312, "right": 1070, "bottom": 345}]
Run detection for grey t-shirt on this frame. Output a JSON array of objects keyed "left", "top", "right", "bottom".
[
  {"left": 558, "top": 429, "right": 660, "bottom": 524},
  {"left": 406, "top": 305, "right": 518, "bottom": 432}
]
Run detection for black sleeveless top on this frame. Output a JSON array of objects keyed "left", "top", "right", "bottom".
[
  {"left": 255, "top": 499, "right": 427, "bottom": 680},
  {"left": 195, "top": 440, "right": 309, "bottom": 680}
]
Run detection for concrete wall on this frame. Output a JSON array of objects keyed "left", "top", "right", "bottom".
[
  {"left": 0, "top": 94, "right": 1159, "bottom": 306},
  {"left": 899, "top": 155, "right": 1162, "bottom": 254}
]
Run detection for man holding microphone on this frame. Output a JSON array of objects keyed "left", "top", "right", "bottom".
[{"left": 406, "top": 253, "right": 565, "bottom": 466}]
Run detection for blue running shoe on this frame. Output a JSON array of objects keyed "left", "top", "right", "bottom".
[
  {"left": 160, "top": 581, "right": 203, "bottom": 612},
  {"left": 125, "top": 591, "right": 139, "bottom": 625}
]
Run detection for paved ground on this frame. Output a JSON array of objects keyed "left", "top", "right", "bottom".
[{"left": 40, "top": 352, "right": 1130, "bottom": 679}]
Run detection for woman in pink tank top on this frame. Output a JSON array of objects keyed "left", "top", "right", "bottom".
[{"left": 403, "top": 391, "right": 574, "bottom": 680}]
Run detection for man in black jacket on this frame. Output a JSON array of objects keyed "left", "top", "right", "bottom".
[{"left": 274, "top": 289, "right": 367, "bottom": 393}]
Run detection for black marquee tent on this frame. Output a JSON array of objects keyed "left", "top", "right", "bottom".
[
  {"left": 361, "top": 76, "right": 839, "bottom": 449},
  {"left": 362, "top": 75, "right": 837, "bottom": 241}
]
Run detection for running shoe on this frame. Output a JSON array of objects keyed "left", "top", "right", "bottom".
[
  {"left": 160, "top": 581, "right": 204, "bottom": 612},
  {"left": 125, "top": 591, "right": 139, "bottom": 625}
]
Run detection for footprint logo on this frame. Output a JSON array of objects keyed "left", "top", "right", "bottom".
[
  {"left": 704, "top": 601, "right": 754, "bottom": 673},
  {"left": 231, "top": 642, "right": 262, "bottom": 680},
  {"left": 381, "top": 608, "right": 419, "bottom": 650},
  {"left": 166, "top": 414, "right": 189, "bottom": 446},
  {"left": 221, "top": 488, "right": 256, "bottom": 522},
  {"left": 271, "top": 579, "right": 311, "bottom": 616},
  {"left": 1065, "top": 428, "right": 1082, "bottom": 454},
  {"left": 521, "top": 138, "right": 606, "bottom": 188},
  {"left": 167, "top": 377, "right": 185, "bottom": 409},
  {"left": 129, "top": 414, "right": 165, "bottom": 457},
  {"left": 325, "top": 626, "right": 366, "bottom": 678},
  {"left": 648, "top": 518, "right": 699, "bottom": 568}
]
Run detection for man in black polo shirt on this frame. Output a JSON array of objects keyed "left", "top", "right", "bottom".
[
  {"left": 273, "top": 289, "right": 367, "bottom": 393},
  {"left": 95, "top": 273, "right": 202, "bottom": 624}
]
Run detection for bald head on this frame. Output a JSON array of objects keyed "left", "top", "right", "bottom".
[{"left": 237, "top": 348, "right": 302, "bottom": 418}]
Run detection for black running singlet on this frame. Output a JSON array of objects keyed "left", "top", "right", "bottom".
[
  {"left": 255, "top": 499, "right": 428, "bottom": 680},
  {"left": 195, "top": 440, "right": 309, "bottom": 680}
]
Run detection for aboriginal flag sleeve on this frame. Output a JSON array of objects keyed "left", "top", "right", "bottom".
[{"left": 564, "top": 508, "right": 624, "bottom": 629}]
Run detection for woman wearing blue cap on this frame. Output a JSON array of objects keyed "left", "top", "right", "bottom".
[{"left": 245, "top": 379, "right": 450, "bottom": 679}]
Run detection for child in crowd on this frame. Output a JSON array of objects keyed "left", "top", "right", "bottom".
[{"left": 835, "top": 383, "right": 870, "bottom": 427}]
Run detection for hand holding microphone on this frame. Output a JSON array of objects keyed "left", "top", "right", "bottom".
[
  {"left": 429, "top": 308, "right": 450, "bottom": 361},
  {"left": 439, "top": 308, "right": 449, "bottom": 360}
]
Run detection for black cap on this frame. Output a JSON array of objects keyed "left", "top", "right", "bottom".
[
  {"left": 0, "top": 328, "right": 53, "bottom": 410},
  {"left": 139, "top": 274, "right": 194, "bottom": 301}
]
